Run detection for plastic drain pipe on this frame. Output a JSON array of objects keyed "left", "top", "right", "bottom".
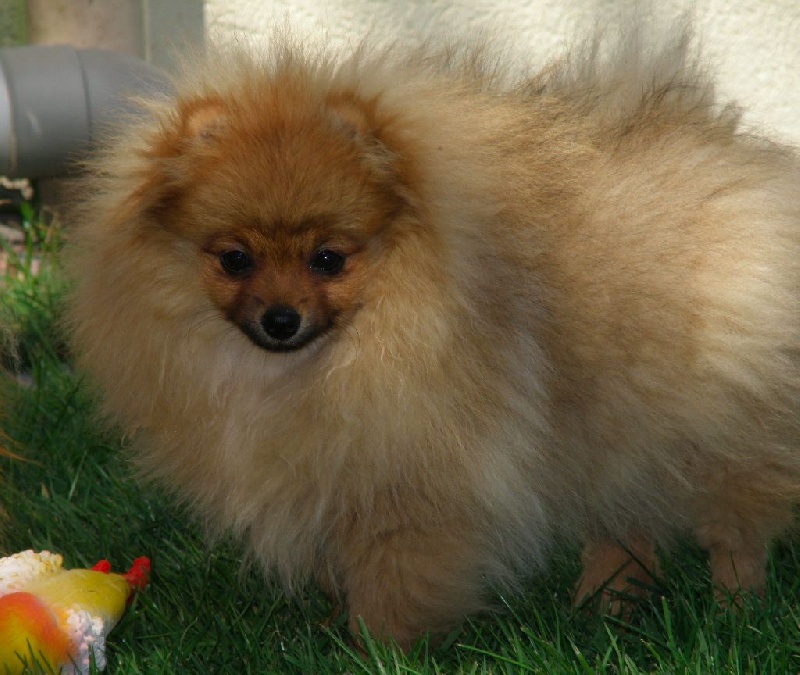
[{"left": 0, "top": 45, "right": 172, "bottom": 179}]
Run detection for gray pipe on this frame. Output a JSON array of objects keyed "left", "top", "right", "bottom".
[{"left": 0, "top": 45, "right": 172, "bottom": 179}]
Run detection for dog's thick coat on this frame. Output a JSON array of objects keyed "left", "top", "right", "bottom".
[{"left": 66, "top": 27, "right": 800, "bottom": 646}]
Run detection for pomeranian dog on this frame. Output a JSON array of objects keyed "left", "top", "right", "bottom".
[{"left": 65, "top": 23, "right": 800, "bottom": 648}]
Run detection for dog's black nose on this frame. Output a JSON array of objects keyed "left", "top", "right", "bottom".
[{"left": 261, "top": 306, "right": 302, "bottom": 341}]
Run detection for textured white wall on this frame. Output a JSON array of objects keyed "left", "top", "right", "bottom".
[{"left": 205, "top": 1, "right": 800, "bottom": 144}]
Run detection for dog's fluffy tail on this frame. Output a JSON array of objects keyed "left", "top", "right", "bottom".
[{"left": 526, "top": 15, "right": 740, "bottom": 134}]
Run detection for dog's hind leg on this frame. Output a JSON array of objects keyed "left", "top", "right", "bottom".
[{"left": 692, "top": 462, "right": 795, "bottom": 604}]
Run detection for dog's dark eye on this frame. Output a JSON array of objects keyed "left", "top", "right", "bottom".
[
  {"left": 219, "top": 250, "right": 253, "bottom": 276},
  {"left": 309, "top": 249, "right": 345, "bottom": 276}
]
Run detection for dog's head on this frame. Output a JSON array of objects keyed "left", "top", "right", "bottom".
[{"left": 132, "top": 77, "right": 414, "bottom": 353}]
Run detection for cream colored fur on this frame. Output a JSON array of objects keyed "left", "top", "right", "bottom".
[{"left": 65, "top": 25, "right": 800, "bottom": 647}]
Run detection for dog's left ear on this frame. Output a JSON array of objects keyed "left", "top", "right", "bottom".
[
  {"left": 326, "top": 93, "right": 379, "bottom": 140},
  {"left": 326, "top": 92, "right": 410, "bottom": 193}
]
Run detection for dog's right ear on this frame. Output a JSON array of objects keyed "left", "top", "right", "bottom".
[
  {"left": 113, "top": 96, "right": 230, "bottom": 226},
  {"left": 178, "top": 96, "right": 229, "bottom": 141}
]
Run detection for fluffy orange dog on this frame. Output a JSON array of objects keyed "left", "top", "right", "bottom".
[{"left": 65, "top": 27, "right": 800, "bottom": 648}]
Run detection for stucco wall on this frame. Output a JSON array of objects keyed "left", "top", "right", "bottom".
[{"left": 205, "top": 0, "right": 800, "bottom": 145}]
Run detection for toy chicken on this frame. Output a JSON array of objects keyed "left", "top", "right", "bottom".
[{"left": 0, "top": 550, "right": 150, "bottom": 674}]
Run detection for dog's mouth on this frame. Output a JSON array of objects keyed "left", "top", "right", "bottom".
[{"left": 238, "top": 311, "right": 334, "bottom": 353}]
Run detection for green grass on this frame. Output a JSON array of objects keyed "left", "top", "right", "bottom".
[{"left": 1, "top": 217, "right": 800, "bottom": 673}]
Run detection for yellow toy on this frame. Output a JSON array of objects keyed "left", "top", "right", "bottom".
[{"left": 0, "top": 550, "right": 150, "bottom": 674}]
